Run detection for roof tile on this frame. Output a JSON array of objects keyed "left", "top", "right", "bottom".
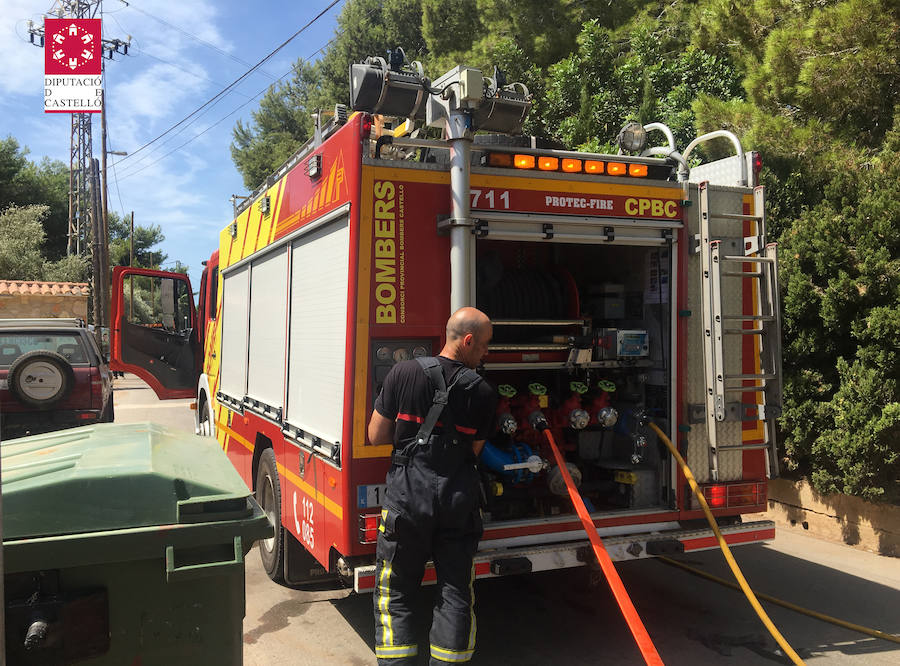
[{"left": 0, "top": 280, "right": 89, "bottom": 296}]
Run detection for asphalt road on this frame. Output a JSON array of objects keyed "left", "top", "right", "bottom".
[{"left": 114, "top": 375, "right": 900, "bottom": 665}]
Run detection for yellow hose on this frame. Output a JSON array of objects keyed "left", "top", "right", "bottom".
[
  {"left": 657, "top": 556, "right": 900, "bottom": 645},
  {"left": 648, "top": 421, "right": 805, "bottom": 665}
]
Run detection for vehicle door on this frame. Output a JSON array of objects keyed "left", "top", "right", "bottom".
[{"left": 110, "top": 267, "right": 201, "bottom": 399}]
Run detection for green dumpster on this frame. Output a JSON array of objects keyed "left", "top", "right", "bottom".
[{"left": 2, "top": 422, "right": 273, "bottom": 665}]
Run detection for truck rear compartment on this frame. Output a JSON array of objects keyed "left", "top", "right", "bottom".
[{"left": 474, "top": 238, "right": 674, "bottom": 526}]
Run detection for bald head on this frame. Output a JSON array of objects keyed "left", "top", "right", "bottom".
[
  {"left": 441, "top": 307, "right": 493, "bottom": 368},
  {"left": 446, "top": 307, "right": 491, "bottom": 342}
]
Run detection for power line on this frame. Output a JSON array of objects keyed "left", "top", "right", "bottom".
[
  {"left": 112, "top": 23, "right": 350, "bottom": 182},
  {"left": 133, "top": 43, "right": 259, "bottom": 99},
  {"left": 115, "top": 46, "right": 323, "bottom": 182},
  {"left": 112, "top": 0, "right": 385, "bottom": 181},
  {"left": 119, "top": 0, "right": 280, "bottom": 81},
  {"left": 114, "top": 0, "right": 343, "bottom": 166},
  {"left": 104, "top": 11, "right": 250, "bottom": 95},
  {"left": 112, "top": 16, "right": 353, "bottom": 180}
]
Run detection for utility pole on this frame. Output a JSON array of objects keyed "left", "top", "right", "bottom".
[
  {"left": 100, "top": 85, "right": 110, "bottom": 336},
  {"left": 130, "top": 211, "right": 134, "bottom": 320},
  {"left": 90, "top": 158, "right": 103, "bottom": 346}
]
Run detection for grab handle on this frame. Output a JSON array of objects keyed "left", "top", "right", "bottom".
[{"left": 165, "top": 536, "right": 243, "bottom": 583}]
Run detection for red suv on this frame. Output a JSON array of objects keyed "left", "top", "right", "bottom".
[{"left": 0, "top": 318, "right": 114, "bottom": 439}]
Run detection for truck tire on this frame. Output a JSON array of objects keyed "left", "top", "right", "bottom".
[
  {"left": 7, "top": 351, "right": 74, "bottom": 408},
  {"left": 197, "top": 396, "right": 216, "bottom": 438},
  {"left": 256, "top": 448, "right": 285, "bottom": 582}
]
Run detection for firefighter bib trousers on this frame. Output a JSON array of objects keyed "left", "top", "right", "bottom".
[{"left": 374, "top": 358, "right": 484, "bottom": 665}]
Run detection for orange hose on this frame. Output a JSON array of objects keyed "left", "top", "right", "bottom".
[{"left": 542, "top": 429, "right": 664, "bottom": 665}]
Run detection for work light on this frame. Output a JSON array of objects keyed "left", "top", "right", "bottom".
[
  {"left": 349, "top": 53, "right": 428, "bottom": 120},
  {"left": 616, "top": 121, "right": 648, "bottom": 154}
]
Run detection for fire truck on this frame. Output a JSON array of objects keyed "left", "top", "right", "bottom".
[{"left": 110, "top": 56, "right": 781, "bottom": 592}]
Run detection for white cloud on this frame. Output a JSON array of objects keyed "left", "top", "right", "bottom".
[
  {"left": 2, "top": 0, "right": 298, "bottom": 289},
  {"left": 0, "top": 2, "right": 55, "bottom": 97},
  {"left": 111, "top": 62, "right": 207, "bottom": 121}
]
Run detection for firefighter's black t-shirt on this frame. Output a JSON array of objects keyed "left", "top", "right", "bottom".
[{"left": 374, "top": 356, "right": 496, "bottom": 447}]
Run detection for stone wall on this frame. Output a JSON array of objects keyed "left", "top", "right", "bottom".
[
  {"left": 0, "top": 293, "right": 88, "bottom": 319},
  {"left": 746, "top": 478, "right": 900, "bottom": 557},
  {"left": 0, "top": 281, "right": 89, "bottom": 320}
]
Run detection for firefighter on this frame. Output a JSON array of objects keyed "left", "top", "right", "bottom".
[{"left": 368, "top": 307, "right": 497, "bottom": 665}]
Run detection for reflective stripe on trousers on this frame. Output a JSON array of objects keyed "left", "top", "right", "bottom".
[{"left": 373, "top": 459, "right": 482, "bottom": 666}]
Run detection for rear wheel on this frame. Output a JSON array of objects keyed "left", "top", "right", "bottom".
[
  {"left": 198, "top": 397, "right": 215, "bottom": 437},
  {"left": 256, "top": 448, "right": 285, "bottom": 582}
]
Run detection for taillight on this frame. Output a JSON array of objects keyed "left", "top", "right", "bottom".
[
  {"left": 727, "top": 483, "right": 763, "bottom": 507},
  {"left": 562, "top": 158, "right": 582, "bottom": 173},
  {"left": 361, "top": 114, "right": 373, "bottom": 138},
  {"left": 705, "top": 484, "right": 727, "bottom": 508},
  {"left": 358, "top": 512, "right": 380, "bottom": 544},
  {"left": 691, "top": 481, "right": 766, "bottom": 510},
  {"left": 606, "top": 162, "right": 627, "bottom": 176}
]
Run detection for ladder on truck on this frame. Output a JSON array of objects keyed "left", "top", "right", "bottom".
[{"left": 696, "top": 182, "right": 783, "bottom": 481}]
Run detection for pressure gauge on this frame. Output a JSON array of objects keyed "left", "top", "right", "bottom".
[
  {"left": 376, "top": 346, "right": 391, "bottom": 362},
  {"left": 412, "top": 345, "right": 428, "bottom": 358},
  {"left": 392, "top": 348, "right": 411, "bottom": 363}
]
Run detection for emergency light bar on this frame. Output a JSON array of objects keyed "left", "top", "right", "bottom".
[{"left": 485, "top": 152, "right": 664, "bottom": 179}]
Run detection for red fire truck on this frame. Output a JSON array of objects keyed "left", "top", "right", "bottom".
[{"left": 110, "top": 58, "right": 780, "bottom": 592}]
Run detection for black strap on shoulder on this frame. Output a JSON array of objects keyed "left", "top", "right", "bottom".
[
  {"left": 399, "top": 357, "right": 485, "bottom": 459},
  {"left": 413, "top": 357, "right": 448, "bottom": 446}
]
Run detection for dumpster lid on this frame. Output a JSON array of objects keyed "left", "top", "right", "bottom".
[{"left": 2, "top": 422, "right": 255, "bottom": 540}]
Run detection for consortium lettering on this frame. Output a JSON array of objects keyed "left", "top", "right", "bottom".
[{"left": 373, "top": 181, "right": 398, "bottom": 323}]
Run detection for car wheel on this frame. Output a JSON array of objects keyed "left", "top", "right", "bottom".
[
  {"left": 256, "top": 448, "right": 285, "bottom": 582},
  {"left": 198, "top": 398, "right": 215, "bottom": 438},
  {"left": 8, "top": 351, "right": 74, "bottom": 408}
]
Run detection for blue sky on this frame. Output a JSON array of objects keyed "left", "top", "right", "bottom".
[{"left": 2, "top": 0, "right": 344, "bottom": 290}]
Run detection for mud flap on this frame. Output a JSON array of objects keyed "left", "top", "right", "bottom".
[{"left": 283, "top": 533, "right": 336, "bottom": 587}]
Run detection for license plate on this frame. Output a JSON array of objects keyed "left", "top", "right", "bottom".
[{"left": 357, "top": 484, "right": 387, "bottom": 508}]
